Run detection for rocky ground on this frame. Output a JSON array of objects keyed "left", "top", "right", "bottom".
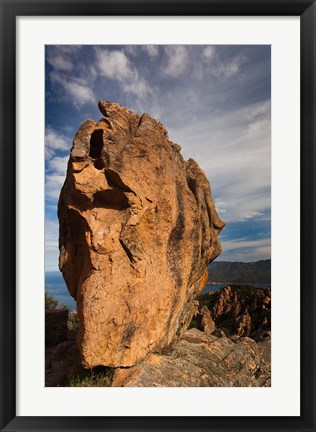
[
  {"left": 196, "top": 284, "right": 271, "bottom": 341},
  {"left": 45, "top": 284, "right": 271, "bottom": 387},
  {"left": 112, "top": 328, "right": 270, "bottom": 387}
]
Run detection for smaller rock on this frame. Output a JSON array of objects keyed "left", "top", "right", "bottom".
[
  {"left": 198, "top": 284, "right": 271, "bottom": 340},
  {"left": 236, "top": 309, "right": 251, "bottom": 337},
  {"left": 200, "top": 305, "right": 216, "bottom": 334}
]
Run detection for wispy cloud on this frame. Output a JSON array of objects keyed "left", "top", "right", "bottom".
[
  {"left": 163, "top": 46, "right": 188, "bottom": 77},
  {"left": 47, "top": 45, "right": 96, "bottom": 108},
  {"left": 200, "top": 46, "right": 245, "bottom": 79},
  {"left": 95, "top": 48, "right": 150, "bottom": 98},
  {"left": 45, "top": 127, "right": 70, "bottom": 159},
  {"left": 48, "top": 156, "right": 69, "bottom": 176},
  {"left": 45, "top": 219, "right": 60, "bottom": 271},
  {"left": 45, "top": 128, "right": 69, "bottom": 200},
  {"left": 221, "top": 237, "right": 270, "bottom": 252},
  {"left": 46, "top": 175, "right": 66, "bottom": 200},
  {"left": 219, "top": 237, "right": 271, "bottom": 262},
  {"left": 50, "top": 71, "right": 95, "bottom": 107},
  {"left": 214, "top": 55, "right": 245, "bottom": 78},
  {"left": 47, "top": 55, "right": 73, "bottom": 71},
  {"left": 124, "top": 45, "right": 159, "bottom": 58},
  {"left": 202, "top": 46, "right": 216, "bottom": 62},
  {"left": 144, "top": 45, "right": 159, "bottom": 58},
  {"left": 46, "top": 46, "right": 78, "bottom": 71},
  {"left": 168, "top": 99, "right": 271, "bottom": 223}
]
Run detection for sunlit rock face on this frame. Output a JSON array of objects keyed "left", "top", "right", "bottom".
[{"left": 58, "top": 100, "right": 225, "bottom": 368}]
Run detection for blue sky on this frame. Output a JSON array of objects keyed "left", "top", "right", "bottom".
[{"left": 45, "top": 44, "right": 271, "bottom": 271}]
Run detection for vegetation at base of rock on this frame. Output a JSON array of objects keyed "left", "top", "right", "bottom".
[
  {"left": 208, "top": 259, "right": 271, "bottom": 284},
  {"left": 67, "top": 310, "right": 79, "bottom": 333},
  {"left": 45, "top": 282, "right": 271, "bottom": 387},
  {"left": 45, "top": 290, "right": 70, "bottom": 310},
  {"left": 67, "top": 366, "right": 114, "bottom": 387},
  {"left": 45, "top": 309, "right": 114, "bottom": 387},
  {"left": 45, "top": 290, "right": 59, "bottom": 309},
  {"left": 188, "top": 317, "right": 199, "bottom": 329}
]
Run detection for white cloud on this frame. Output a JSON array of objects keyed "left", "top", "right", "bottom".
[
  {"left": 50, "top": 71, "right": 95, "bottom": 107},
  {"left": 202, "top": 46, "right": 215, "bottom": 61},
  {"left": 144, "top": 45, "right": 159, "bottom": 57},
  {"left": 219, "top": 237, "right": 271, "bottom": 262},
  {"left": 45, "top": 219, "right": 60, "bottom": 272},
  {"left": 220, "top": 248, "right": 270, "bottom": 263},
  {"left": 96, "top": 48, "right": 150, "bottom": 98},
  {"left": 201, "top": 47, "right": 245, "bottom": 79},
  {"left": 45, "top": 127, "right": 69, "bottom": 158},
  {"left": 168, "top": 99, "right": 271, "bottom": 223},
  {"left": 97, "top": 50, "right": 131, "bottom": 80},
  {"left": 124, "top": 45, "right": 138, "bottom": 56},
  {"left": 124, "top": 45, "right": 159, "bottom": 58},
  {"left": 46, "top": 175, "right": 66, "bottom": 199},
  {"left": 45, "top": 130, "right": 69, "bottom": 199},
  {"left": 240, "top": 211, "right": 264, "bottom": 220},
  {"left": 49, "top": 156, "right": 69, "bottom": 176},
  {"left": 221, "top": 237, "right": 270, "bottom": 252},
  {"left": 46, "top": 46, "right": 82, "bottom": 72},
  {"left": 163, "top": 46, "right": 188, "bottom": 77},
  {"left": 219, "top": 57, "right": 242, "bottom": 78},
  {"left": 65, "top": 81, "right": 95, "bottom": 105},
  {"left": 213, "top": 55, "right": 245, "bottom": 79},
  {"left": 47, "top": 55, "right": 73, "bottom": 71},
  {"left": 47, "top": 45, "right": 96, "bottom": 108},
  {"left": 52, "top": 45, "right": 82, "bottom": 55}
]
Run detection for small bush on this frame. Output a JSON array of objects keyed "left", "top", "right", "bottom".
[
  {"left": 68, "top": 310, "right": 80, "bottom": 333},
  {"left": 45, "top": 290, "right": 59, "bottom": 309},
  {"left": 45, "top": 290, "right": 69, "bottom": 310},
  {"left": 68, "top": 366, "right": 114, "bottom": 387}
]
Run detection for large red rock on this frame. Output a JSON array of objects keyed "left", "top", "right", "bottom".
[{"left": 58, "top": 100, "right": 225, "bottom": 368}]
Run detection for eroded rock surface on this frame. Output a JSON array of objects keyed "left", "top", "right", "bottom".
[
  {"left": 58, "top": 100, "right": 225, "bottom": 368},
  {"left": 199, "top": 285, "right": 271, "bottom": 341},
  {"left": 112, "top": 328, "right": 271, "bottom": 387}
]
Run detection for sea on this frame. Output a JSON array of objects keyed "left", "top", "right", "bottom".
[
  {"left": 45, "top": 271, "right": 269, "bottom": 312},
  {"left": 45, "top": 271, "right": 76, "bottom": 311}
]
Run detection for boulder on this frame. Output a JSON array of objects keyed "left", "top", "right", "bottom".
[
  {"left": 58, "top": 100, "right": 225, "bottom": 368},
  {"left": 112, "top": 328, "right": 271, "bottom": 387},
  {"left": 193, "top": 304, "right": 216, "bottom": 334},
  {"left": 200, "top": 305, "right": 216, "bottom": 334}
]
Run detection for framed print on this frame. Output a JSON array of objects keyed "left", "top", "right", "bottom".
[{"left": 0, "top": 1, "right": 315, "bottom": 431}]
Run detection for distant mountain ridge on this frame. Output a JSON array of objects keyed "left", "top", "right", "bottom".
[{"left": 208, "top": 259, "right": 271, "bottom": 284}]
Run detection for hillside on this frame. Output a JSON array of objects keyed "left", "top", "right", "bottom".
[{"left": 208, "top": 259, "right": 271, "bottom": 284}]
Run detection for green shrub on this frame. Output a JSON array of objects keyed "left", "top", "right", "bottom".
[
  {"left": 45, "top": 290, "right": 59, "bottom": 309},
  {"left": 45, "top": 290, "right": 69, "bottom": 310},
  {"left": 68, "top": 366, "right": 114, "bottom": 387}
]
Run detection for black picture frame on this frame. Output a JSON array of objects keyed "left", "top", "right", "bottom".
[{"left": 1, "top": 1, "right": 315, "bottom": 431}]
